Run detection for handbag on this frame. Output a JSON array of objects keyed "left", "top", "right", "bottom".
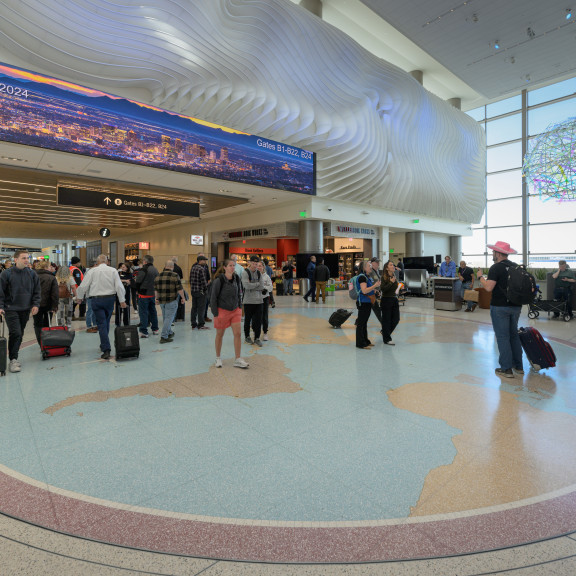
[
  {"left": 464, "top": 289, "right": 479, "bottom": 303},
  {"left": 368, "top": 293, "right": 376, "bottom": 305}
]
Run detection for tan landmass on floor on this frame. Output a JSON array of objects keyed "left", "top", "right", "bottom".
[
  {"left": 388, "top": 380, "right": 576, "bottom": 516},
  {"left": 43, "top": 354, "right": 300, "bottom": 415}
]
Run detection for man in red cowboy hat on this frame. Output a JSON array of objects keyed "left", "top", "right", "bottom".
[{"left": 476, "top": 241, "right": 524, "bottom": 379}]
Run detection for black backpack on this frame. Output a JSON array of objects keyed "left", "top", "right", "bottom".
[{"left": 504, "top": 263, "right": 537, "bottom": 305}]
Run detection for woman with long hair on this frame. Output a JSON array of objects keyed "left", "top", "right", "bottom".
[
  {"left": 210, "top": 259, "right": 249, "bottom": 368},
  {"left": 380, "top": 260, "right": 400, "bottom": 345},
  {"left": 356, "top": 260, "right": 381, "bottom": 349}
]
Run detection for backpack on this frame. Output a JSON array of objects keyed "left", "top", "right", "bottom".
[
  {"left": 504, "top": 263, "right": 537, "bottom": 305},
  {"left": 348, "top": 275, "right": 361, "bottom": 300},
  {"left": 58, "top": 281, "right": 71, "bottom": 299}
]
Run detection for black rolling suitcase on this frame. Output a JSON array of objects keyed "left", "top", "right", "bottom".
[
  {"left": 518, "top": 326, "right": 556, "bottom": 372},
  {"left": 114, "top": 325, "right": 140, "bottom": 359},
  {"left": 176, "top": 298, "right": 186, "bottom": 321},
  {"left": 329, "top": 308, "right": 353, "bottom": 329},
  {"left": 275, "top": 280, "right": 284, "bottom": 296},
  {"left": 0, "top": 316, "right": 7, "bottom": 376}
]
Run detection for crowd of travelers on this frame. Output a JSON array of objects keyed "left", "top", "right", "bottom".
[{"left": 1, "top": 243, "right": 573, "bottom": 375}]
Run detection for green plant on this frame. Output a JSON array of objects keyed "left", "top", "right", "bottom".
[{"left": 527, "top": 268, "right": 548, "bottom": 281}]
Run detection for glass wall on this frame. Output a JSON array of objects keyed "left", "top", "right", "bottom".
[{"left": 464, "top": 79, "right": 576, "bottom": 269}]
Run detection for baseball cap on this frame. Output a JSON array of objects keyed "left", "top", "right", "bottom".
[
  {"left": 197, "top": 255, "right": 208, "bottom": 262},
  {"left": 370, "top": 257, "right": 380, "bottom": 263}
]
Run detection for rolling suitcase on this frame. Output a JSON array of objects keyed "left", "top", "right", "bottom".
[
  {"left": 115, "top": 325, "right": 140, "bottom": 359},
  {"left": 40, "top": 321, "right": 75, "bottom": 360},
  {"left": 0, "top": 316, "right": 7, "bottom": 376},
  {"left": 518, "top": 326, "right": 556, "bottom": 372},
  {"left": 329, "top": 308, "right": 353, "bottom": 329}
]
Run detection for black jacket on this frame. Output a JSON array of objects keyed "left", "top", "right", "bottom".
[
  {"left": 35, "top": 269, "right": 59, "bottom": 309},
  {"left": 0, "top": 267, "right": 42, "bottom": 311}
]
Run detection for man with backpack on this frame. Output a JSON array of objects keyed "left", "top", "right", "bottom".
[
  {"left": 477, "top": 241, "right": 528, "bottom": 378},
  {"left": 70, "top": 256, "right": 86, "bottom": 320},
  {"left": 242, "top": 255, "right": 265, "bottom": 346}
]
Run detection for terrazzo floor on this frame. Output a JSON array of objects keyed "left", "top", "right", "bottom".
[{"left": 1, "top": 290, "right": 576, "bottom": 574}]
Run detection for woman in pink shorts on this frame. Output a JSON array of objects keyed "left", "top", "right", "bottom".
[{"left": 210, "top": 259, "right": 249, "bottom": 369}]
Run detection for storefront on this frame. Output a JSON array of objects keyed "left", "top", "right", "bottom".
[
  {"left": 124, "top": 241, "right": 150, "bottom": 265},
  {"left": 323, "top": 223, "right": 377, "bottom": 280},
  {"left": 213, "top": 222, "right": 299, "bottom": 273}
]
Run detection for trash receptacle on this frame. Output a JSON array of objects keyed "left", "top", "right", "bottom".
[
  {"left": 326, "top": 278, "right": 336, "bottom": 297},
  {"left": 299, "top": 278, "right": 309, "bottom": 296}
]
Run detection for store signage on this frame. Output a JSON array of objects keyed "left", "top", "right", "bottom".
[
  {"left": 0, "top": 62, "right": 315, "bottom": 195},
  {"left": 99, "top": 227, "right": 111, "bottom": 238},
  {"left": 229, "top": 247, "right": 277, "bottom": 255},
  {"left": 52, "top": 249, "right": 63, "bottom": 254},
  {"left": 218, "top": 222, "right": 298, "bottom": 241},
  {"left": 323, "top": 222, "right": 377, "bottom": 239},
  {"left": 139, "top": 242, "right": 149, "bottom": 250},
  {"left": 190, "top": 235, "right": 204, "bottom": 246},
  {"left": 58, "top": 187, "right": 200, "bottom": 218}
]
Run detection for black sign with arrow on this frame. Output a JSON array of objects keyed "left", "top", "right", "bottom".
[{"left": 57, "top": 187, "right": 200, "bottom": 218}]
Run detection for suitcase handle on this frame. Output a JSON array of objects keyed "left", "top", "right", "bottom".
[{"left": 0, "top": 313, "right": 4, "bottom": 338}]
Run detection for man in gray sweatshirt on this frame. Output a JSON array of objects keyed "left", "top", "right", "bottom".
[{"left": 242, "top": 255, "right": 265, "bottom": 346}]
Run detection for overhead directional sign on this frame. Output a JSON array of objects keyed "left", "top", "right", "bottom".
[{"left": 57, "top": 187, "right": 200, "bottom": 218}]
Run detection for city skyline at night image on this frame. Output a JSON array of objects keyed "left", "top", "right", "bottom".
[{"left": 0, "top": 63, "right": 315, "bottom": 195}]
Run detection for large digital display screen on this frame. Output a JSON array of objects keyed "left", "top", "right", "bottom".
[{"left": 0, "top": 63, "right": 315, "bottom": 195}]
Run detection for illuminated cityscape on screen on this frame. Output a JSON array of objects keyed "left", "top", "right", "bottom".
[{"left": 0, "top": 63, "right": 315, "bottom": 195}]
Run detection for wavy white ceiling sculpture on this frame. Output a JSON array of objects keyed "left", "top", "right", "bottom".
[{"left": 0, "top": 0, "right": 485, "bottom": 222}]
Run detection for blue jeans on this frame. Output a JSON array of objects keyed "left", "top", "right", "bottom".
[
  {"left": 138, "top": 296, "right": 159, "bottom": 335},
  {"left": 461, "top": 281, "right": 474, "bottom": 310},
  {"left": 283, "top": 278, "right": 293, "bottom": 295},
  {"left": 490, "top": 305, "right": 523, "bottom": 370},
  {"left": 159, "top": 299, "right": 178, "bottom": 339},
  {"left": 90, "top": 296, "right": 116, "bottom": 352},
  {"left": 86, "top": 298, "right": 96, "bottom": 328},
  {"left": 304, "top": 279, "right": 316, "bottom": 300}
]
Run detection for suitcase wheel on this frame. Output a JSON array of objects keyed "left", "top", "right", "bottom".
[
  {"left": 564, "top": 314, "right": 572, "bottom": 322},
  {"left": 1, "top": 371, "right": 5, "bottom": 377},
  {"left": 42, "top": 352, "right": 48, "bottom": 360},
  {"left": 527, "top": 311, "right": 538, "bottom": 319}
]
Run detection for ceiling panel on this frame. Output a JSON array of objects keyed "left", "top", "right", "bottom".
[{"left": 358, "top": 0, "right": 576, "bottom": 100}]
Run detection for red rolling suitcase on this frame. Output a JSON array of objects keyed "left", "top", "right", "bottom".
[
  {"left": 518, "top": 326, "right": 556, "bottom": 372},
  {"left": 40, "top": 321, "right": 75, "bottom": 360},
  {"left": 0, "top": 315, "right": 7, "bottom": 376}
]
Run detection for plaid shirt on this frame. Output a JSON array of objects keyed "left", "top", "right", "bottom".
[
  {"left": 189, "top": 263, "right": 208, "bottom": 293},
  {"left": 154, "top": 270, "right": 182, "bottom": 303}
]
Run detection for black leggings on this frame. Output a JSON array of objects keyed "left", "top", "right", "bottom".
[{"left": 381, "top": 297, "right": 400, "bottom": 343}]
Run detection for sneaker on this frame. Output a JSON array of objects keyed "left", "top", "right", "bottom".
[
  {"left": 152, "top": 330, "right": 159, "bottom": 335},
  {"left": 140, "top": 333, "right": 149, "bottom": 339},
  {"left": 245, "top": 337, "right": 254, "bottom": 345},
  {"left": 101, "top": 350, "right": 111, "bottom": 360},
  {"left": 263, "top": 333, "right": 269, "bottom": 341},
  {"left": 254, "top": 339, "right": 263, "bottom": 347},
  {"left": 198, "top": 326, "right": 210, "bottom": 330},
  {"left": 13, "top": 359, "right": 21, "bottom": 367},
  {"left": 215, "top": 357, "right": 223, "bottom": 368},
  {"left": 233, "top": 358, "right": 249, "bottom": 369},
  {"left": 495, "top": 368, "right": 514, "bottom": 378},
  {"left": 9, "top": 359, "right": 21, "bottom": 373},
  {"left": 159, "top": 337, "right": 173, "bottom": 344},
  {"left": 384, "top": 341, "right": 395, "bottom": 346},
  {"left": 513, "top": 367, "right": 525, "bottom": 375}
]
